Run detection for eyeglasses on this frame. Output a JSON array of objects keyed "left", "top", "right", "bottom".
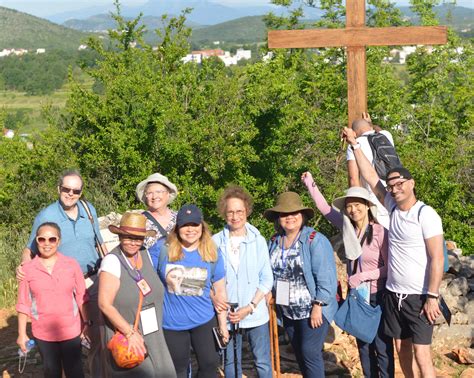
[
  {"left": 121, "top": 236, "right": 145, "bottom": 244},
  {"left": 36, "top": 236, "right": 59, "bottom": 245},
  {"left": 226, "top": 210, "right": 245, "bottom": 218},
  {"left": 60, "top": 186, "right": 82, "bottom": 195},
  {"left": 386, "top": 180, "right": 407, "bottom": 192},
  {"left": 145, "top": 190, "right": 169, "bottom": 197}
]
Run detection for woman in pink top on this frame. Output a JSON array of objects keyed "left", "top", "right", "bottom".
[
  {"left": 302, "top": 172, "right": 394, "bottom": 378},
  {"left": 16, "top": 222, "right": 87, "bottom": 378}
]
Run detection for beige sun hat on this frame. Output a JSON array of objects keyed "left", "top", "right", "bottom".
[
  {"left": 264, "top": 192, "right": 314, "bottom": 221},
  {"left": 108, "top": 212, "right": 156, "bottom": 237},
  {"left": 135, "top": 173, "right": 178, "bottom": 205},
  {"left": 332, "top": 187, "right": 378, "bottom": 261},
  {"left": 332, "top": 186, "right": 378, "bottom": 221}
]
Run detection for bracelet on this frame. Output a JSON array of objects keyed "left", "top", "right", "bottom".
[
  {"left": 248, "top": 302, "right": 256, "bottom": 314},
  {"left": 427, "top": 291, "right": 439, "bottom": 299},
  {"left": 312, "top": 299, "right": 326, "bottom": 307},
  {"left": 125, "top": 327, "right": 135, "bottom": 339},
  {"left": 350, "top": 143, "right": 361, "bottom": 151}
]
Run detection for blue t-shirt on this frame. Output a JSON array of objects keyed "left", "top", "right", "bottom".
[
  {"left": 27, "top": 201, "right": 102, "bottom": 274},
  {"left": 159, "top": 248, "right": 225, "bottom": 331}
]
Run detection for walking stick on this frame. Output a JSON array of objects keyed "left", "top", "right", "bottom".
[
  {"left": 229, "top": 303, "right": 239, "bottom": 378},
  {"left": 269, "top": 298, "right": 281, "bottom": 377}
]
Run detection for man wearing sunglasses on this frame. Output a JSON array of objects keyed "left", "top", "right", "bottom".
[
  {"left": 343, "top": 127, "right": 444, "bottom": 378},
  {"left": 18, "top": 169, "right": 107, "bottom": 377}
]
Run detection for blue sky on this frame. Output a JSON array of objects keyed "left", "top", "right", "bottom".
[{"left": 1, "top": 0, "right": 472, "bottom": 18}]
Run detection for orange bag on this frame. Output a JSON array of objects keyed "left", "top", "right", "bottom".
[{"left": 107, "top": 291, "right": 145, "bottom": 369}]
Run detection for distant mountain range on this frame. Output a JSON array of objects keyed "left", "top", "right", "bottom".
[
  {"left": 50, "top": 0, "right": 323, "bottom": 26},
  {"left": 0, "top": 4, "right": 471, "bottom": 51}
]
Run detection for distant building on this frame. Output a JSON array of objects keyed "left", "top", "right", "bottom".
[
  {"left": 181, "top": 48, "right": 251, "bottom": 67},
  {"left": 36, "top": 48, "right": 46, "bottom": 54},
  {"left": 78, "top": 44, "right": 88, "bottom": 51},
  {"left": 0, "top": 48, "right": 28, "bottom": 58}
]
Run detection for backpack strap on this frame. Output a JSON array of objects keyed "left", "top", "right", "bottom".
[
  {"left": 80, "top": 200, "right": 106, "bottom": 259},
  {"left": 142, "top": 211, "right": 169, "bottom": 238},
  {"left": 417, "top": 204, "right": 427, "bottom": 222},
  {"left": 309, "top": 230, "right": 317, "bottom": 243}
]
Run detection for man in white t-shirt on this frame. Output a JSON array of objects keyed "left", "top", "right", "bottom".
[
  {"left": 346, "top": 115, "right": 394, "bottom": 229},
  {"left": 343, "top": 127, "right": 444, "bottom": 378}
]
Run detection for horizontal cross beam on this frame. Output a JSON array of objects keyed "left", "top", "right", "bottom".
[{"left": 268, "top": 26, "right": 448, "bottom": 49}]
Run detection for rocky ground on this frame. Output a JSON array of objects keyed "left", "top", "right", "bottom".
[{"left": 0, "top": 307, "right": 472, "bottom": 378}]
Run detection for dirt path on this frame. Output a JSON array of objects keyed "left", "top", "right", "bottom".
[{"left": 0, "top": 308, "right": 466, "bottom": 377}]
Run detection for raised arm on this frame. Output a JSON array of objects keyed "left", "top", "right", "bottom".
[
  {"left": 342, "top": 127, "right": 387, "bottom": 206},
  {"left": 301, "top": 172, "right": 343, "bottom": 230}
]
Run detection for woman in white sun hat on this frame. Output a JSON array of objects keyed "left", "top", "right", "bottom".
[
  {"left": 136, "top": 173, "right": 178, "bottom": 269},
  {"left": 302, "top": 171, "right": 394, "bottom": 378}
]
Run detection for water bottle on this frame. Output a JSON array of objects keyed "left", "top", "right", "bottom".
[{"left": 18, "top": 339, "right": 35, "bottom": 357}]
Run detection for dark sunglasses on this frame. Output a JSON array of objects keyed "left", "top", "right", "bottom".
[
  {"left": 60, "top": 186, "right": 82, "bottom": 195},
  {"left": 36, "top": 236, "right": 59, "bottom": 244}
]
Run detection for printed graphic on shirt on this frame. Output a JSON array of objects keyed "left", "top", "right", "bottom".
[
  {"left": 165, "top": 264, "right": 208, "bottom": 296},
  {"left": 270, "top": 244, "right": 312, "bottom": 320}
]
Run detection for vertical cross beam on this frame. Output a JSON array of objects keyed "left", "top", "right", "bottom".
[{"left": 346, "top": 0, "right": 367, "bottom": 127}]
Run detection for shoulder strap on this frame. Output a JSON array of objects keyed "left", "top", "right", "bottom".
[
  {"left": 142, "top": 211, "right": 169, "bottom": 237},
  {"left": 79, "top": 200, "right": 106, "bottom": 258},
  {"left": 417, "top": 204, "right": 427, "bottom": 222}
]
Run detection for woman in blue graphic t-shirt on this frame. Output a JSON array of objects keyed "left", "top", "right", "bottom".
[{"left": 158, "top": 204, "right": 229, "bottom": 378}]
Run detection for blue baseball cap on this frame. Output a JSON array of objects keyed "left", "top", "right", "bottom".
[{"left": 176, "top": 204, "right": 203, "bottom": 227}]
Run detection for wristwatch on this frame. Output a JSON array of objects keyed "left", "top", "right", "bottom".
[
  {"left": 311, "top": 299, "right": 327, "bottom": 307},
  {"left": 350, "top": 143, "right": 361, "bottom": 151}
]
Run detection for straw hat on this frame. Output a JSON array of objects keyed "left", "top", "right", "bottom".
[
  {"left": 135, "top": 173, "right": 178, "bottom": 204},
  {"left": 264, "top": 192, "right": 314, "bottom": 221},
  {"left": 108, "top": 212, "right": 156, "bottom": 237}
]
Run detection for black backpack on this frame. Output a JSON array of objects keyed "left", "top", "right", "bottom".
[{"left": 364, "top": 132, "right": 402, "bottom": 181}]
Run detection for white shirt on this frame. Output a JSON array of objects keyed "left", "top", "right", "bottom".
[
  {"left": 384, "top": 194, "right": 443, "bottom": 294},
  {"left": 228, "top": 236, "right": 244, "bottom": 271},
  {"left": 346, "top": 129, "right": 395, "bottom": 229},
  {"left": 99, "top": 249, "right": 154, "bottom": 279}
]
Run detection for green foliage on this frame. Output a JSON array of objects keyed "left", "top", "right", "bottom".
[
  {"left": 0, "top": 50, "right": 100, "bottom": 95},
  {"left": 0, "top": 0, "right": 471, "bottom": 300}
]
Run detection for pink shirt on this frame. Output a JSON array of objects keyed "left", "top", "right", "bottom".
[
  {"left": 16, "top": 253, "right": 86, "bottom": 342},
  {"left": 304, "top": 179, "right": 388, "bottom": 293}
]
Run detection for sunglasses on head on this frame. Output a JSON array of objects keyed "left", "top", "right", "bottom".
[
  {"left": 60, "top": 186, "right": 82, "bottom": 195},
  {"left": 36, "top": 236, "right": 59, "bottom": 244}
]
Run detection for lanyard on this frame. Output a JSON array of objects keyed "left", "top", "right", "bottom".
[
  {"left": 120, "top": 250, "right": 143, "bottom": 282},
  {"left": 280, "top": 232, "right": 300, "bottom": 270}
]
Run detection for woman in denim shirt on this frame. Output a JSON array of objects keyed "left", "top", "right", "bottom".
[
  {"left": 265, "top": 192, "right": 337, "bottom": 378},
  {"left": 213, "top": 186, "right": 273, "bottom": 378}
]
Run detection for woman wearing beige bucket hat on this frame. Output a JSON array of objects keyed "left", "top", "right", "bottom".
[
  {"left": 136, "top": 173, "right": 178, "bottom": 268},
  {"left": 264, "top": 191, "right": 337, "bottom": 378},
  {"left": 302, "top": 172, "right": 394, "bottom": 378},
  {"left": 98, "top": 212, "right": 176, "bottom": 377}
]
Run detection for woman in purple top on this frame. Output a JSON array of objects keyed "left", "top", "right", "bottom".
[{"left": 302, "top": 172, "right": 394, "bottom": 378}]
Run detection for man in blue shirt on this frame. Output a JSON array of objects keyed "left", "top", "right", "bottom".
[{"left": 18, "top": 169, "right": 107, "bottom": 377}]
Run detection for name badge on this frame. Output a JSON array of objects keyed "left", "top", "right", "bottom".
[
  {"left": 140, "top": 305, "right": 159, "bottom": 335},
  {"left": 136, "top": 278, "right": 152, "bottom": 296},
  {"left": 275, "top": 279, "right": 290, "bottom": 306}
]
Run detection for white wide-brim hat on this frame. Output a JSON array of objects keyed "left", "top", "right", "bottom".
[
  {"left": 332, "top": 186, "right": 378, "bottom": 222},
  {"left": 136, "top": 173, "right": 178, "bottom": 205}
]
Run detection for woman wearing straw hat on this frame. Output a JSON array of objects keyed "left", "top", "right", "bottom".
[
  {"left": 265, "top": 192, "right": 337, "bottom": 378},
  {"left": 136, "top": 173, "right": 178, "bottom": 266},
  {"left": 302, "top": 171, "right": 394, "bottom": 378},
  {"left": 98, "top": 212, "right": 176, "bottom": 377}
]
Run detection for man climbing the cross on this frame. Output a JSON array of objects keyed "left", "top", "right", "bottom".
[
  {"left": 343, "top": 127, "right": 444, "bottom": 378},
  {"left": 346, "top": 113, "right": 394, "bottom": 229}
]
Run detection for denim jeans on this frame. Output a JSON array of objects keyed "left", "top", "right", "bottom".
[
  {"left": 224, "top": 322, "right": 272, "bottom": 378},
  {"left": 283, "top": 315, "right": 330, "bottom": 378},
  {"left": 356, "top": 290, "right": 394, "bottom": 378}
]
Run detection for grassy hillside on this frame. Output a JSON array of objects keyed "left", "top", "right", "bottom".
[
  {"left": 190, "top": 16, "right": 266, "bottom": 44},
  {"left": 0, "top": 6, "right": 90, "bottom": 50}
]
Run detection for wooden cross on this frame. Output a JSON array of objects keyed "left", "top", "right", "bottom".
[{"left": 268, "top": 0, "right": 447, "bottom": 127}]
